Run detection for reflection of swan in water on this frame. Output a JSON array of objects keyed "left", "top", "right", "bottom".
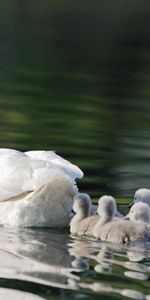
[
  {"left": 0, "top": 149, "right": 83, "bottom": 227},
  {"left": 0, "top": 288, "right": 44, "bottom": 300},
  {"left": 93, "top": 195, "right": 150, "bottom": 243},
  {"left": 0, "top": 226, "right": 149, "bottom": 299},
  {"left": 70, "top": 193, "right": 99, "bottom": 236},
  {"left": 0, "top": 227, "right": 82, "bottom": 289},
  {"left": 125, "top": 202, "right": 150, "bottom": 224}
]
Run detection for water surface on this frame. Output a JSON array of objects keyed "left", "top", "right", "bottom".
[{"left": 0, "top": 228, "right": 149, "bottom": 300}]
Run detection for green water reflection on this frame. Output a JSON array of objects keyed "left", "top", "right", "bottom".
[{"left": 0, "top": 227, "right": 149, "bottom": 300}]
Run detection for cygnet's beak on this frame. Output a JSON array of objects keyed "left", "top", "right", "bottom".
[
  {"left": 69, "top": 209, "right": 75, "bottom": 218},
  {"left": 93, "top": 210, "right": 99, "bottom": 215},
  {"left": 124, "top": 214, "right": 130, "bottom": 220},
  {"left": 128, "top": 201, "right": 134, "bottom": 209},
  {"left": 90, "top": 205, "right": 98, "bottom": 215}
]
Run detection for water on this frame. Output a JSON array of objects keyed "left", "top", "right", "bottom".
[
  {"left": 0, "top": 228, "right": 149, "bottom": 300},
  {"left": 0, "top": 0, "right": 150, "bottom": 299}
]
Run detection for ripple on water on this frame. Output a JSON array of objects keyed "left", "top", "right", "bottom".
[{"left": 0, "top": 228, "right": 149, "bottom": 300}]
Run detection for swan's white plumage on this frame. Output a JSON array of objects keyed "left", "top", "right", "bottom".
[
  {"left": 26, "top": 150, "right": 83, "bottom": 180},
  {"left": 0, "top": 148, "right": 83, "bottom": 227},
  {"left": 0, "top": 149, "right": 83, "bottom": 201}
]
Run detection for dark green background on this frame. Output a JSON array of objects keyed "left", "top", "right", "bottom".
[{"left": 0, "top": 0, "right": 150, "bottom": 199}]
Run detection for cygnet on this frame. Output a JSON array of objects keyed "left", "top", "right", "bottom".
[
  {"left": 93, "top": 195, "right": 117, "bottom": 240},
  {"left": 70, "top": 193, "right": 99, "bottom": 236},
  {"left": 91, "top": 201, "right": 123, "bottom": 218},
  {"left": 128, "top": 188, "right": 150, "bottom": 208},
  {"left": 125, "top": 202, "right": 150, "bottom": 224},
  {"left": 93, "top": 195, "right": 150, "bottom": 243}
]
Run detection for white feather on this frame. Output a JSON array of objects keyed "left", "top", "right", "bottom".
[{"left": 0, "top": 149, "right": 83, "bottom": 227}]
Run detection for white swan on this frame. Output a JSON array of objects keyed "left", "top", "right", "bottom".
[
  {"left": 128, "top": 188, "right": 150, "bottom": 208},
  {"left": 125, "top": 202, "right": 150, "bottom": 224},
  {"left": 0, "top": 148, "right": 83, "bottom": 227},
  {"left": 69, "top": 193, "right": 99, "bottom": 236},
  {"left": 93, "top": 195, "right": 150, "bottom": 243}
]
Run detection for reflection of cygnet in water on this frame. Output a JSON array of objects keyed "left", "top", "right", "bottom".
[
  {"left": 94, "top": 245, "right": 113, "bottom": 274},
  {"left": 69, "top": 193, "right": 99, "bottom": 236},
  {"left": 71, "top": 257, "right": 89, "bottom": 272},
  {"left": 127, "top": 247, "right": 150, "bottom": 262},
  {"left": 78, "top": 282, "right": 145, "bottom": 300},
  {"left": 93, "top": 196, "right": 150, "bottom": 243},
  {"left": 0, "top": 288, "right": 44, "bottom": 300},
  {"left": 125, "top": 202, "right": 150, "bottom": 224}
]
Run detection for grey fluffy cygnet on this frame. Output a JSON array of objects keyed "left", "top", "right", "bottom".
[
  {"left": 125, "top": 202, "right": 150, "bottom": 224},
  {"left": 69, "top": 193, "right": 99, "bottom": 236},
  {"left": 93, "top": 195, "right": 117, "bottom": 240},
  {"left": 93, "top": 195, "right": 150, "bottom": 244},
  {"left": 128, "top": 188, "right": 150, "bottom": 208}
]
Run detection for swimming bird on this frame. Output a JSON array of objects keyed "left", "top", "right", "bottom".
[
  {"left": 0, "top": 148, "right": 83, "bottom": 227},
  {"left": 93, "top": 195, "right": 150, "bottom": 243},
  {"left": 128, "top": 188, "right": 150, "bottom": 208},
  {"left": 93, "top": 195, "right": 117, "bottom": 239},
  {"left": 125, "top": 202, "right": 150, "bottom": 224},
  {"left": 90, "top": 199, "right": 123, "bottom": 218},
  {"left": 69, "top": 193, "right": 99, "bottom": 236}
]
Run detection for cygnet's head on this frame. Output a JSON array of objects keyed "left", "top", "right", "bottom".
[
  {"left": 134, "top": 188, "right": 150, "bottom": 205},
  {"left": 128, "top": 188, "right": 150, "bottom": 209},
  {"left": 127, "top": 202, "right": 150, "bottom": 224},
  {"left": 97, "top": 195, "right": 117, "bottom": 217},
  {"left": 73, "top": 193, "right": 91, "bottom": 216}
]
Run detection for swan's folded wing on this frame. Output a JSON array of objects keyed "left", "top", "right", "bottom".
[
  {"left": 25, "top": 150, "right": 84, "bottom": 180},
  {"left": 0, "top": 151, "right": 67, "bottom": 201}
]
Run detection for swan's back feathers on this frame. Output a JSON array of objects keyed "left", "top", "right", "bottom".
[
  {"left": 26, "top": 150, "right": 84, "bottom": 180},
  {"left": 0, "top": 149, "right": 83, "bottom": 201}
]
